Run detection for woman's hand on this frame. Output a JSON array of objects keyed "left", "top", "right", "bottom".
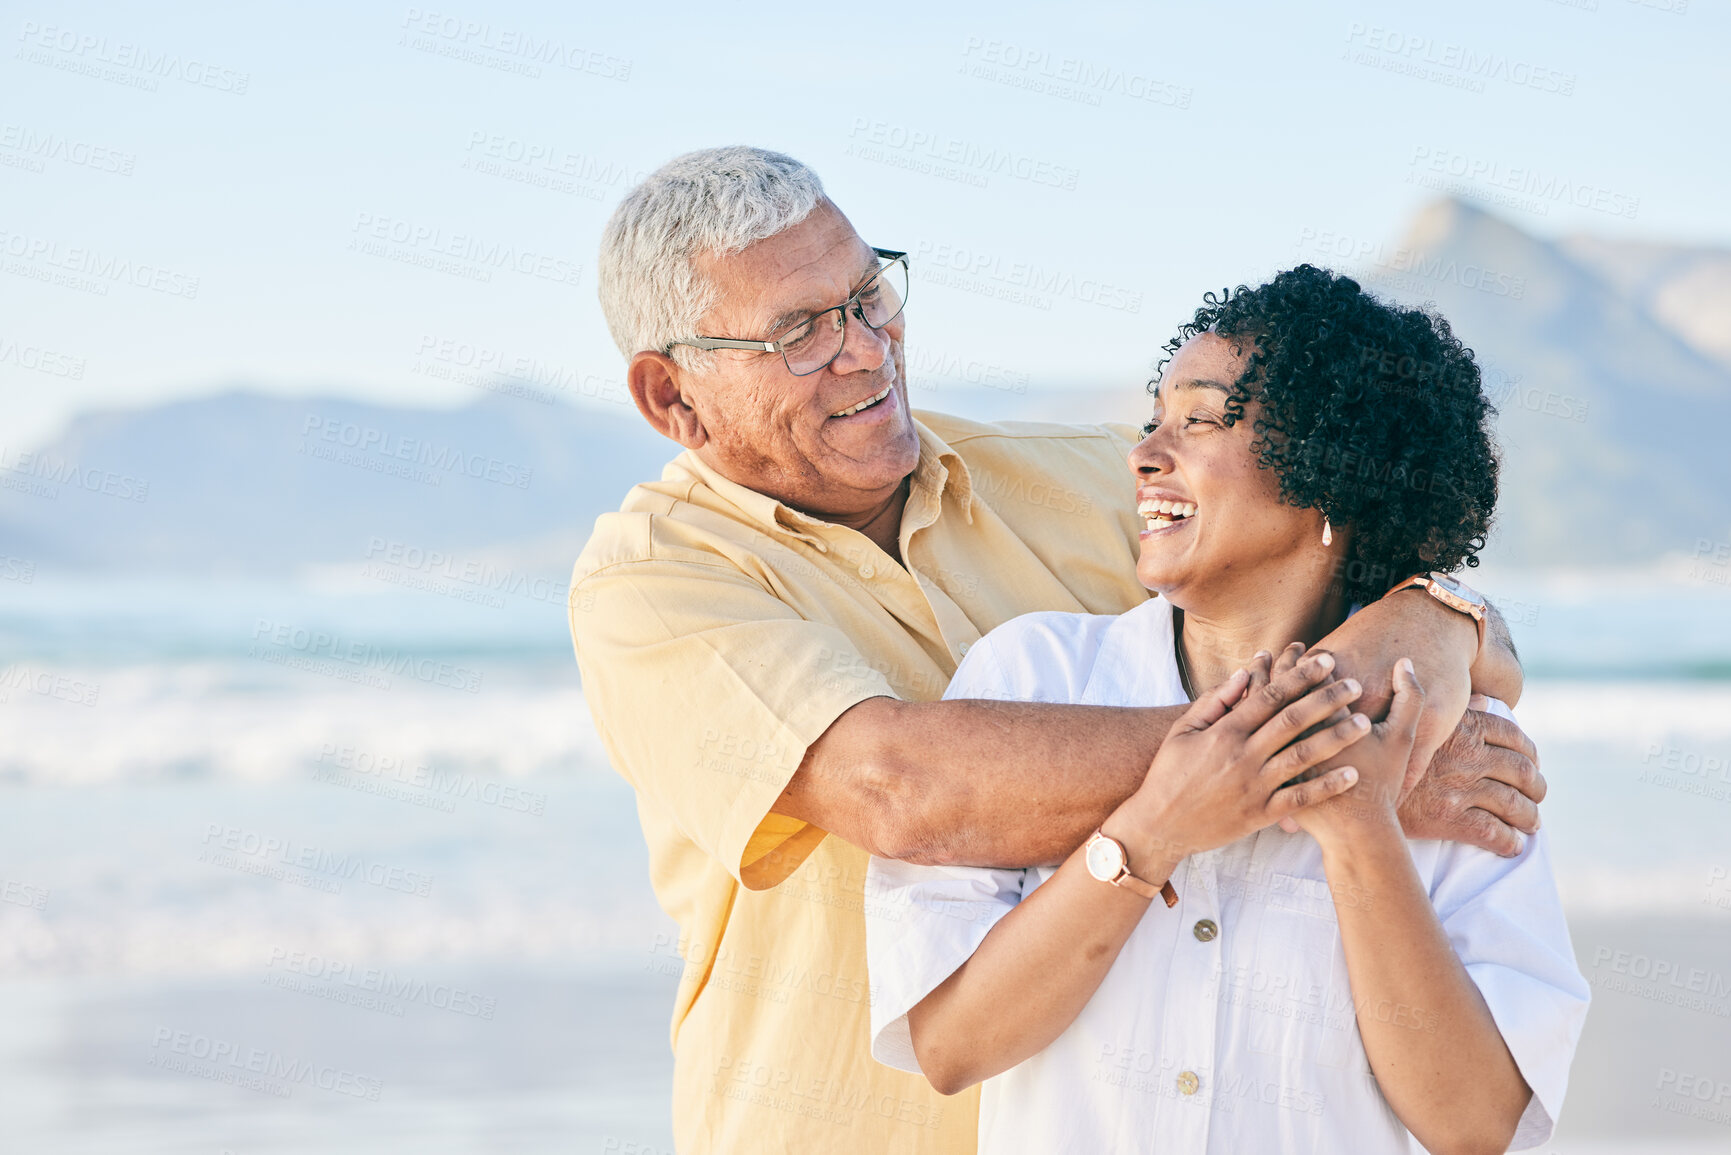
[
  {"left": 1288, "top": 658, "right": 1425, "bottom": 846},
  {"left": 1106, "top": 650, "right": 1373, "bottom": 884}
]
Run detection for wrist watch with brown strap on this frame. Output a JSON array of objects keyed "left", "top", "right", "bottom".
[
  {"left": 1084, "top": 830, "right": 1179, "bottom": 907},
  {"left": 1385, "top": 571, "right": 1489, "bottom": 662}
]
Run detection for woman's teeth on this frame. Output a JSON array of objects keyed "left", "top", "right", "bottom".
[
  {"left": 830, "top": 385, "right": 892, "bottom": 418},
  {"left": 1137, "top": 498, "right": 1197, "bottom": 529}
]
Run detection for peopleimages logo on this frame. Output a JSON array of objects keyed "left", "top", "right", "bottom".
[
  {"left": 250, "top": 618, "right": 484, "bottom": 694},
  {"left": 299, "top": 414, "right": 534, "bottom": 489},
  {"left": 15, "top": 21, "right": 251, "bottom": 94},
  {"left": 0, "top": 226, "right": 200, "bottom": 298},
  {"left": 1407, "top": 146, "right": 1640, "bottom": 220},
  {"left": 315, "top": 740, "right": 547, "bottom": 815},
  {"left": 363, "top": 537, "right": 569, "bottom": 607},
  {"left": 0, "top": 333, "right": 87, "bottom": 378},
  {"left": 397, "top": 8, "right": 632, "bottom": 81},
  {"left": 412, "top": 335, "right": 630, "bottom": 407},
  {"left": 201, "top": 823, "right": 436, "bottom": 897},
  {"left": 148, "top": 1026, "right": 382, "bottom": 1101},
  {"left": 0, "top": 878, "right": 51, "bottom": 910},
  {"left": 847, "top": 119, "right": 1081, "bottom": 191},
  {"left": 0, "top": 445, "right": 148, "bottom": 502},
  {"left": 0, "top": 122, "right": 135, "bottom": 175},
  {"left": 1296, "top": 227, "right": 1527, "bottom": 299},
  {"left": 264, "top": 947, "right": 498, "bottom": 1019},
  {"left": 0, "top": 663, "right": 101, "bottom": 707},
  {"left": 1343, "top": 23, "right": 1576, "bottom": 96},
  {"left": 910, "top": 240, "right": 1142, "bottom": 314},
  {"left": 957, "top": 36, "right": 1193, "bottom": 110},
  {"left": 461, "top": 132, "right": 645, "bottom": 187},
  {"left": 348, "top": 211, "right": 582, "bottom": 287}
]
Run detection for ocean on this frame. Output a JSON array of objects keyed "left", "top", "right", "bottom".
[{"left": 2, "top": 569, "right": 1729, "bottom": 1152}]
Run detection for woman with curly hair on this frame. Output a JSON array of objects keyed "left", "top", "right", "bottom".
[{"left": 865, "top": 265, "right": 1589, "bottom": 1154}]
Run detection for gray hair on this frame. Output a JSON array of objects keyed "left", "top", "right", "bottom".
[{"left": 597, "top": 146, "right": 826, "bottom": 366}]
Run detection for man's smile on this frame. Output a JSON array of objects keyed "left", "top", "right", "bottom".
[{"left": 829, "top": 382, "right": 894, "bottom": 420}]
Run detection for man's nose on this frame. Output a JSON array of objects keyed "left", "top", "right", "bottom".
[{"left": 830, "top": 308, "right": 889, "bottom": 374}]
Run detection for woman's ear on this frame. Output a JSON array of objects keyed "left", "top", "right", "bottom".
[{"left": 628, "top": 351, "right": 707, "bottom": 450}]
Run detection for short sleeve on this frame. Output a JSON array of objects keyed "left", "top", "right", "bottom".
[
  {"left": 865, "top": 857, "right": 1026, "bottom": 1074},
  {"left": 864, "top": 628, "right": 1037, "bottom": 1076},
  {"left": 570, "top": 556, "right": 894, "bottom": 890},
  {"left": 1427, "top": 701, "right": 1592, "bottom": 1149}
]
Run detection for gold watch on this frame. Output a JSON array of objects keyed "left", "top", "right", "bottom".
[
  {"left": 1084, "top": 830, "right": 1179, "bottom": 907},
  {"left": 1387, "top": 571, "right": 1488, "bottom": 658}
]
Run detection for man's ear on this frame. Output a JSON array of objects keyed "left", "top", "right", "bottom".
[{"left": 628, "top": 351, "right": 707, "bottom": 450}]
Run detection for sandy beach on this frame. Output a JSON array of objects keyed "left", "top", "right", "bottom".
[{"left": 2, "top": 913, "right": 1727, "bottom": 1153}]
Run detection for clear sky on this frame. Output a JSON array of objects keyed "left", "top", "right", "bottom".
[{"left": 3, "top": 0, "right": 1725, "bottom": 446}]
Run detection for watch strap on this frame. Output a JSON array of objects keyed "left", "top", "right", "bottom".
[
  {"left": 1111, "top": 867, "right": 1162, "bottom": 901},
  {"left": 1089, "top": 830, "right": 1181, "bottom": 907},
  {"left": 1116, "top": 871, "right": 1180, "bottom": 907}
]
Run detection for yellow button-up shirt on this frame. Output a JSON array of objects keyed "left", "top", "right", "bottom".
[{"left": 569, "top": 411, "right": 1152, "bottom": 1154}]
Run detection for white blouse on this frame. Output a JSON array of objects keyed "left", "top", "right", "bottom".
[{"left": 865, "top": 596, "right": 1590, "bottom": 1154}]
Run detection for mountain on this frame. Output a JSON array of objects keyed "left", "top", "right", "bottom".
[
  {"left": 0, "top": 392, "right": 676, "bottom": 575},
  {"left": 1557, "top": 235, "right": 1731, "bottom": 372},
  {"left": 1353, "top": 199, "right": 1731, "bottom": 567},
  {"left": 4, "top": 199, "right": 1729, "bottom": 575}
]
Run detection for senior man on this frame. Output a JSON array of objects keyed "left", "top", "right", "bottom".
[{"left": 569, "top": 146, "right": 1542, "bottom": 1154}]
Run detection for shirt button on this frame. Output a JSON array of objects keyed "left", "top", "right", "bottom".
[
  {"left": 858, "top": 563, "right": 875, "bottom": 579},
  {"left": 958, "top": 641, "right": 972, "bottom": 656},
  {"left": 1177, "top": 1070, "right": 1200, "bottom": 1096},
  {"left": 1192, "top": 918, "right": 1218, "bottom": 942}
]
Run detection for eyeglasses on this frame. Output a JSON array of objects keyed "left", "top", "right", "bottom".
[{"left": 666, "top": 247, "right": 908, "bottom": 377}]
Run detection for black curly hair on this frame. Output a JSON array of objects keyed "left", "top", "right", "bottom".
[{"left": 1149, "top": 264, "right": 1498, "bottom": 605}]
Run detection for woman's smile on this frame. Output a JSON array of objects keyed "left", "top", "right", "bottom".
[{"left": 1136, "top": 493, "right": 1198, "bottom": 538}]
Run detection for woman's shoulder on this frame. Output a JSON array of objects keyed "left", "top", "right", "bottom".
[
  {"left": 949, "top": 598, "right": 1179, "bottom": 707},
  {"left": 947, "top": 611, "right": 1117, "bottom": 704},
  {"left": 979, "top": 607, "right": 1126, "bottom": 658}
]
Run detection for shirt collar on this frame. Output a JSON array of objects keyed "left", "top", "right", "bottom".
[
  {"left": 672, "top": 417, "right": 976, "bottom": 550},
  {"left": 1080, "top": 596, "right": 1184, "bottom": 707}
]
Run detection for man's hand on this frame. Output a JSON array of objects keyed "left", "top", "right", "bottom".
[
  {"left": 1396, "top": 702, "right": 1545, "bottom": 856},
  {"left": 1267, "top": 641, "right": 1546, "bottom": 858}
]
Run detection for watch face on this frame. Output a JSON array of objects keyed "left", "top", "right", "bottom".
[
  {"left": 1428, "top": 571, "right": 1486, "bottom": 608},
  {"left": 1085, "top": 835, "right": 1125, "bottom": 882}
]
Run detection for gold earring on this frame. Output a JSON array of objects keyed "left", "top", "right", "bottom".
[{"left": 1322, "top": 517, "right": 1333, "bottom": 547}]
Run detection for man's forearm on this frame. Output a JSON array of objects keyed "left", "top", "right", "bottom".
[
  {"left": 781, "top": 591, "right": 1534, "bottom": 871},
  {"left": 787, "top": 696, "right": 1183, "bottom": 868}
]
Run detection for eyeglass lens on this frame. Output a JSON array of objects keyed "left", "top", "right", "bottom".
[{"left": 778, "top": 257, "right": 908, "bottom": 376}]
